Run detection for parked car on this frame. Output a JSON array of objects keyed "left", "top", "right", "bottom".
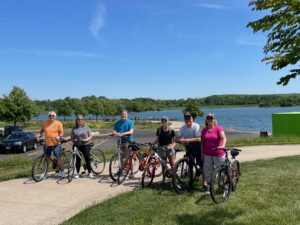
[
  {"left": 4, "top": 125, "right": 23, "bottom": 137},
  {"left": 0, "top": 132, "right": 37, "bottom": 153}
]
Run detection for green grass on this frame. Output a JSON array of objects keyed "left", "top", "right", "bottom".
[
  {"left": 0, "top": 156, "right": 33, "bottom": 181},
  {"left": 62, "top": 155, "right": 300, "bottom": 225},
  {"left": 228, "top": 135, "right": 300, "bottom": 147}
]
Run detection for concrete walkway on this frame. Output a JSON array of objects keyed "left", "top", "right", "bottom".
[{"left": 0, "top": 144, "right": 299, "bottom": 225}]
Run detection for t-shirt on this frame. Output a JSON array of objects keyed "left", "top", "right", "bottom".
[
  {"left": 201, "top": 125, "right": 225, "bottom": 157},
  {"left": 156, "top": 126, "right": 175, "bottom": 146},
  {"left": 178, "top": 122, "right": 201, "bottom": 138},
  {"left": 72, "top": 125, "right": 91, "bottom": 145},
  {"left": 41, "top": 120, "right": 63, "bottom": 146},
  {"left": 113, "top": 119, "right": 135, "bottom": 143}
]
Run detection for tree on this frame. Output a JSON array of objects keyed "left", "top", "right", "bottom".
[
  {"left": 56, "top": 98, "right": 72, "bottom": 121},
  {"left": 89, "top": 99, "right": 103, "bottom": 121},
  {"left": 247, "top": 0, "right": 300, "bottom": 85},
  {"left": 182, "top": 99, "right": 203, "bottom": 119},
  {"left": 0, "top": 86, "right": 37, "bottom": 125}
]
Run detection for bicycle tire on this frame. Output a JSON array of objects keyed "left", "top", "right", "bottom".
[
  {"left": 231, "top": 160, "right": 240, "bottom": 192},
  {"left": 67, "top": 154, "right": 76, "bottom": 182},
  {"left": 117, "top": 155, "right": 131, "bottom": 184},
  {"left": 90, "top": 148, "right": 106, "bottom": 175},
  {"left": 131, "top": 155, "right": 140, "bottom": 175},
  {"left": 172, "top": 158, "right": 192, "bottom": 194},
  {"left": 109, "top": 152, "right": 122, "bottom": 181},
  {"left": 63, "top": 150, "right": 72, "bottom": 174},
  {"left": 32, "top": 155, "right": 48, "bottom": 182},
  {"left": 141, "top": 162, "right": 156, "bottom": 188},
  {"left": 210, "top": 168, "right": 232, "bottom": 204}
]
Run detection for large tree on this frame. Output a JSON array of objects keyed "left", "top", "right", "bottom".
[
  {"left": 0, "top": 86, "right": 37, "bottom": 125},
  {"left": 247, "top": 0, "right": 300, "bottom": 85},
  {"left": 182, "top": 99, "right": 203, "bottom": 119}
]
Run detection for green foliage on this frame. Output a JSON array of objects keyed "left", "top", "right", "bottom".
[
  {"left": 247, "top": 0, "right": 300, "bottom": 85},
  {"left": 63, "top": 156, "right": 300, "bottom": 225},
  {"left": 0, "top": 86, "right": 38, "bottom": 125},
  {"left": 182, "top": 99, "right": 203, "bottom": 119},
  {"left": 57, "top": 98, "right": 73, "bottom": 121}
]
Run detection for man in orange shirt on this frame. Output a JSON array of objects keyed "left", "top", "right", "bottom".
[{"left": 37, "top": 111, "right": 66, "bottom": 177}]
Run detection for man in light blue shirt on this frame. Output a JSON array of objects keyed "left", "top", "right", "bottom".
[{"left": 113, "top": 110, "right": 135, "bottom": 177}]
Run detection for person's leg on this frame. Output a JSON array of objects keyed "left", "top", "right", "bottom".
[
  {"left": 80, "top": 145, "right": 92, "bottom": 174},
  {"left": 201, "top": 155, "right": 213, "bottom": 192},
  {"left": 75, "top": 147, "right": 81, "bottom": 174}
]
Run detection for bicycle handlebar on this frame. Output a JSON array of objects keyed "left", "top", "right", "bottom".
[{"left": 212, "top": 147, "right": 242, "bottom": 152}]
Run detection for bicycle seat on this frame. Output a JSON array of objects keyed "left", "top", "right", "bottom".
[
  {"left": 128, "top": 142, "right": 140, "bottom": 151},
  {"left": 88, "top": 143, "right": 94, "bottom": 148},
  {"left": 230, "top": 148, "right": 240, "bottom": 157}
]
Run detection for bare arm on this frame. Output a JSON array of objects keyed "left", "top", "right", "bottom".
[{"left": 218, "top": 131, "right": 227, "bottom": 148}]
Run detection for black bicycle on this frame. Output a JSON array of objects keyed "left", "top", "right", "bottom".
[
  {"left": 31, "top": 138, "right": 72, "bottom": 182},
  {"left": 172, "top": 145, "right": 202, "bottom": 194},
  {"left": 210, "top": 147, "right": 242, "bottom": 204}
]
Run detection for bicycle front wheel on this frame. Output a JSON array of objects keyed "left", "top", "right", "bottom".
[
  {"left": 117, "top": 155, "right": 131, "bottom": 184},
  {"left": 90, "top": 148, "right": 106, "bottom": 175},
  {"left": 109, "top": 152, "right": 122, "bottom": 181},
  {"left": 67, "top": 154, "right": 76, "bottom": 182},
  {"left": 141, "top": 162, "right": 156, "bottom": 188},
  {"left": 32, "top": 155, "right": 48, "bottom": 182},
  {"left": 231, "top": 160, "right": 240, "bottom": 192},
  {"left": 131, "top": 155, "right": 140, "bottom": 174},
  {"left": 172, "top": 158, "right": 191, "bottom": 194},
  {"left": 210, "top": 168, "right": 232, "bottom": 204}
]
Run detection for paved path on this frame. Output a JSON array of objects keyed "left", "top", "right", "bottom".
[{"left": 0, "top": 144, "right": 299, "bottom": 225}]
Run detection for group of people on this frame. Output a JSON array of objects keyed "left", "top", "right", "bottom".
[{"left": 37, "top": 109, "right": 227, "bottom": 192}]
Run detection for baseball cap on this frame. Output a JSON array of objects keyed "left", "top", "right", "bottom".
[
  {"left": 206, "top": 113, "right": 215, "bottom": 119},
  {"left": 161, "top": 116, "right": 169, "bottom": 122},
  {"left": 184, "top": 112, "right": 192, "bottom": 118}
]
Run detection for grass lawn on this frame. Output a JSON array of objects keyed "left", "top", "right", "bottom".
[{"left": 62, "top": 155, "right": 300, "bottom": 225}]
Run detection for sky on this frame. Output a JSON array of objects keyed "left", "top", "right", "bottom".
[{"left": 0, "top": 0, "right": 299, "bottom": 100}]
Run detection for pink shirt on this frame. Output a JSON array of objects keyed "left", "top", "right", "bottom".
[{"left": 201, "top": 125, "right": 224, "bottom": 157}]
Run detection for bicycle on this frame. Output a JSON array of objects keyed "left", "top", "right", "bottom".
[
  {"left": 209, "top": 147, "right": 242, "bottom": 204},
  {"left": 31, "top": 137, "right": 72, "bottom": 182},
  {"left": 117, "top": 142, "right": 153, "bottom": 184},
  {"left": 67, "top": 139, "right": 106, "bottom": 182},
  {"left": 141, "top": 144, "right": 182, "bottom": 188},
  {"left": 172, "top": 144, "right": 202, "bottom": 194}
]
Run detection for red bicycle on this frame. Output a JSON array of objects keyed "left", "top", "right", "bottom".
[{"left": 117, "top": 142, "right": 153, "bottom": 184}]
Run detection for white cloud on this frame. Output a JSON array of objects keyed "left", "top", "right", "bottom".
[
  {"left": 13, "top": 49, "right": 108, "bottom": 58},
  {"left": 194, "top": 3, "right": 226, "bottom": 10},
  {"left": 89, "top": 2, "right": 106, "bottom": 39}
]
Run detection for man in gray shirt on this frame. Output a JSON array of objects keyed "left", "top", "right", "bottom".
[{"left": 177, "top": 112, "right": 202, "bottom": 177}]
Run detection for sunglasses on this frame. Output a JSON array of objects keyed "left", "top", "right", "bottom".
[
  {"left": 206, "top": 117, "right": 214, "bottom": 120},
  {"left": 161, "top": 119, "right": 167, "bottom": 122},
  {"left": 77, "top": 119, "right": 83, "bottom": 121},
  {"left": 49, "top": 115, "right": 55, "bottom": 117},
  {"left": 184, "top": 117, "right": 192, "bottom": 121}
]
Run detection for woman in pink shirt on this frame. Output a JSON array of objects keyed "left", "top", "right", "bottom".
[{"left": 200, "top": 113, "right": 227, "bottom": 193}]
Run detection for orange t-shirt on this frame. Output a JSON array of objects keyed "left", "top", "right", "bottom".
[{"left": 41, "top": 120, "right": 63, "bottom": 146}]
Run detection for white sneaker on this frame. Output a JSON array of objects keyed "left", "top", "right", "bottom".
[
  {"left": 88, "top": 173, "right": 94, "bottom": 179},
  {"left": 74, "top": 173, "right": 79, "bottom": 179},
  {"left": 60, "top": 171, "right": 67, "bottom": 178}
]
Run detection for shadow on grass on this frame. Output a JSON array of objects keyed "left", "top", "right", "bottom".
[{"left": 176, "top": 207, "right": 245, "bottom": 225}]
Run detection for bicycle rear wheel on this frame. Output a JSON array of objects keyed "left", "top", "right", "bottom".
[
  {"left": 67, "top": 154, "right": 76, "bottom": 182},
  {"left": 210, "top": 168, "right": 232, "bottom": 204},
  {"left": 32, "top": 155, "right": 48, "bottom": 182},
  {"left": 117, "top": 155, "right": 131, "bottom": 184},
  {"left": 141, "top": 162, "right": 156, "bottom": 187},
  {"left": 63, "top": 150, "right": 72, "bottom": 174},
  {"left": 172, "top": 158, "right": 191, "bottom": 194},
  {"left": 231, "top": 160, "right": 240, "bottom": 192},
  {"left": 90, "top": 148, "right": 106, "bottom": 175}
]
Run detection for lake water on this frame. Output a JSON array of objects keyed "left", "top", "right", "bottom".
[
  {"left": 37, "top": 106, "right": 300, "bottom": 132},
  {"left": 129, "top": 106, "right": 300, "bottom": 132}
]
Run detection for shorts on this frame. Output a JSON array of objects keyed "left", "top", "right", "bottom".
[
  {"left": 44, "top": 145, "right": 62, "bottom": 157},
  {"left": 158, "top": 147, "right": 175, "bottom": 159}
]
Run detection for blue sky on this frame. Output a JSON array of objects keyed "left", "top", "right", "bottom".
[{"left": 0, "top": 0, "right": 299, "bottom": 100}]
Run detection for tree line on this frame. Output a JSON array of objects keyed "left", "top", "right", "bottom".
[{"left": 0, "top": 86, "right": 300, "bottom": 125}]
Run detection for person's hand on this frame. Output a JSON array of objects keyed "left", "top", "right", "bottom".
[
  {"left": 55, "top": 136, "right": 61, "bottom": 141},
  {"left": 35, "top": 133, "right": 41, "bottom": 138}
]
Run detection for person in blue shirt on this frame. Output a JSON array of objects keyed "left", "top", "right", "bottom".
[{"left": 112, "top": 110, "right": 135, "bottom": 176}]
